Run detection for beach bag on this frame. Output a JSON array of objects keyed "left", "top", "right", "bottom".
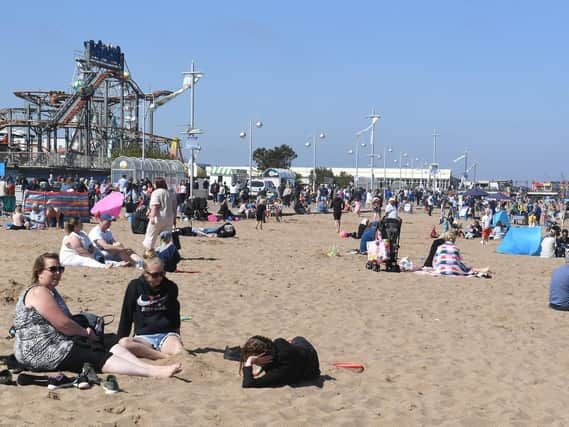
[
  {"left": 72, "top": 313, "right": 114, "bottom": 338},
  {"left": 217, "top": 222, "right": 236, "bottom": 238},
  {"left": 131, "top": 208, "right": 149, "bottom": 234},
  {"left": 178, "top": 226, "right": 194, "bottom": 236},
  {"left": 366, "top": 239, "right": 390, "bottom": 262}
]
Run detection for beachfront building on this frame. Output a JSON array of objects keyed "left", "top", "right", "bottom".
[
  {"left": 291, "top": 167, "right": 455, "bottom": 190},
  {"left": 217, "top": 165, "right": 456, "bottom": 190}
]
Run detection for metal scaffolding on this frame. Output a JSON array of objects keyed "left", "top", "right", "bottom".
[{"left": 0, "top": 40, "right": 174, "bottom": 172}]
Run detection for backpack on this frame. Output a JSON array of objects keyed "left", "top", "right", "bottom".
[
  {"left": 217, "top": 222, "right": 236, "bottom": 238},
  {"left": 131, "top": 208, "right": 149, "bottom": 234}
]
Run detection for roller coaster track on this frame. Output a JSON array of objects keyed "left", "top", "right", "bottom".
[{"left": 51, "top": 70, "right": 113, "bottom": 126}]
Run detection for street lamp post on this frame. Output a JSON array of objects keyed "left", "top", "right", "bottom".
[
  {"left": 431, "top": 128, "right": 440, "bottom": 192},
  {"left": 348, "top": 139, "right": 366, "bottom": 187},
  {"left": 305, "top": 131, "right": 326, "bottom": 193},
  {"left": 141, "top": 64, "right": 202, "bottom": 183},
  {"left": 383, "top": 146, "right": 392, "bottom": 196},
  {"left": 183, "top": 60, "right": 204, "bottom": 199},
  {"left": 367, "top": 111, "right": 381, "bottom": 190},
  {"left": 240, "top": 120, "right": 263, "bottom": 191},
  {"left": 399, "top": 152, "right": 408, "bottom": 188},
  {"left": 411, "top": 157, "right": 419, "bottom": 189},
  {"left": 142, "top": 100, "right": 148, "bottom": 179}
]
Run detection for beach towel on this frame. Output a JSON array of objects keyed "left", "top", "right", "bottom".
[{"left": 432, "top": 242, "right": 474, "bottom": 276}]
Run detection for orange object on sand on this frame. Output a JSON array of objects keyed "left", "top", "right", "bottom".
[{"left": 333, "top": 362, "right": 365, "bottom": 372}]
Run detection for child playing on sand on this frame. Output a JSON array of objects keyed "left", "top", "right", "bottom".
[{"left": 481, "top": 208, "right": 492, "bottom": 245}]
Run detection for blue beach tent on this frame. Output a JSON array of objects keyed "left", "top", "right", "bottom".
[
  {"left": 492, "top": 210, "right": 510, "bottom": 228},
  {"left": 497, "top": 226, "right": 542, "bottom": 256}
]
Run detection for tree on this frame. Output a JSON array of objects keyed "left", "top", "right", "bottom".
[
  {"left": 309, "top": 167, "right": 335, "bottom": 188},
  {"left": 334, "top": 171, "right": 354, "bottom": 188},
  {"left": 252, "top": 144, "right": 298, "bottom": 171},
  {"left": 111, "top": 143, "right": 170, "bottom": 161}
]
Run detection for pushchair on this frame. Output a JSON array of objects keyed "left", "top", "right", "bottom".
[
  {"left": 365, "top": 217, "right": 402, "bottom": 272},
  {"left": 183, "top": 197, "right": 209, "bottom": 221}
]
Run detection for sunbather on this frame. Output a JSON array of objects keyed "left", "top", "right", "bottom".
[
  {"left": 88, "top": 214, "right": 143, "bottom": 267},
  {"left": 117, "top": 256, "right": 184, "bottom": 360},
  {"left": 239, "top": 335, "right": 320, "bottom": 388},
  {"left": 59, "top": 218, "right": 127, "bottom": 268},
  {"left": 13, "top": 253, "right": 181, "bottom": 377},
  {"left": 432, "top": 231, "right": 479, "bottom": 276}
]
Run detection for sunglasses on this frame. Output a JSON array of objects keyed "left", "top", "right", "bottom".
[
  {"left": 144, "top": 271, "right": 164, "bottom": 278},
  {"left": 45, "top": 266, "right": 65, "bottom": 274}
]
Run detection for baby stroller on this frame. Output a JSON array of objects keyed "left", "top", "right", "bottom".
[
  {"left": 183, "top": 197, "right": 209, "bottom": 221},
  {"left": 365, "top": 217, "right": 402, "bottom": 272}
]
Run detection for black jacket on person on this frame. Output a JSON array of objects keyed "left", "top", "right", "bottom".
[
  {"left": 117, "top": 276, "right": 180, "bottom": 338},
  {"left": 424, "top": 238, "right": 445, "bottom": 268},
  {"left": 242, "top": 338, "right": 320, "bottom": 388}
]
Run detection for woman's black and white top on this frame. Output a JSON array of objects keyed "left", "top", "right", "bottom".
[{"left": 13, "top": 286, "right": 73, "bottom": 370}]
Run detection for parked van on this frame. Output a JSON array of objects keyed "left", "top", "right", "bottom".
[{"left": 250, "top": 180, "right": 278, "bottom": 199}]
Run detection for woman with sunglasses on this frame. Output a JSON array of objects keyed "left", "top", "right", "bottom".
[
  {"left": 117, "top": 256, "right": 184, "bottom": 360},
  {"left": 13, "top": 253, "right": 182, "bottom": 378}
]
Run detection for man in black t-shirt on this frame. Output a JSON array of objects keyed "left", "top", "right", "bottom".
[{"left": 117, "top": 257, "right": 183, "bottom": 360}]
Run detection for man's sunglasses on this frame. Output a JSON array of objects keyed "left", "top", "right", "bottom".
[
  {"left": 45, "top": 266, "right": 65, "bottom": 274},
  {"left": 144, "top": 271, "right": 164, "bottom": 278}
]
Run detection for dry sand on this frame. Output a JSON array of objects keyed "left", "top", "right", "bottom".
[{"left": 0, "top": 205, "right": 566, "bottom": 426}]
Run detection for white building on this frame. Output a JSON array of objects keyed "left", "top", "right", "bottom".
[{"left": 213, "top": 165, "right": 455, "bottom": 190}]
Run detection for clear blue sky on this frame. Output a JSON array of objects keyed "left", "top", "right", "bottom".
[{"left": 1, "top": 0, "right": 568, "bottom": 182}]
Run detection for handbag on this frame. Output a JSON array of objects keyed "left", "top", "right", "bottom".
[{"left": 72, "top": 313, "right": 114, "bottom": 338}]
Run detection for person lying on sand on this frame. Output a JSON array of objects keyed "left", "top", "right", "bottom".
[
  {"left": 117, "top": 256, "right": 184, "bottom": 360},
  {"left": 13, "top": 253, "right": 181, "bottom": 378},
  {"left": 239, "top": 335, "right": 320, "bottom": 388}
]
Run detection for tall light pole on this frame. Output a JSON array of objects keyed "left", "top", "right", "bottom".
[
  {"left": 383, "top": 146, "right": 392, "bottom": 198},
  {"left": 142, "top": 100, "right": 148, "bottom": 179},
  {"left": 183, "top": 60, "right": 204, "bottom": 198},
  {"left": 453, "top": 149, "right": 469, "bottom": 189},
  {"left": 422, "top": 160, "right": 429, "bottom": 188},
  {"left": 431, "top": 128, "right": 440, "bottom": 191},
  {"left": 411, "top": 157, "right": 419, "bottom": 189},
  {"left": 141, "top": 64, "right": 202, "bottom": 183},
  {"left": 367, "top": 110, "right": 381, "bottom": 190},
  {"left": 347, "top": 138, "right": 366, "bottom": 187},
  {"left": 240, "top": 120, "right": 263, "bottom": 191},
  {"left": 305, "top": 131, "right": 326, "bottom": 193},
  {"left": 399, "top": 152, "right": 407, "bottom": 188}
]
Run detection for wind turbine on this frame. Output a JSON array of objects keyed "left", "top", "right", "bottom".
[
  {"left": 453, "top": 150, "right": 469, "bottom": 188},
  {"left": 466, "top": 161, "right": 478, "bottom": 188}
]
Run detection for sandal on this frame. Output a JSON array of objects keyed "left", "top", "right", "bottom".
[
  {"left": 223, "top": 346, "right": 242, "bottom": 362},
  {"left": 101, "top": 375, "right": 120, "bottom": 394},
  {"left": 0, "top": 369, "right": 16, "bottom": 386},
  {"left": 16, "top": 373, "right": 49, "bottom": 387}
]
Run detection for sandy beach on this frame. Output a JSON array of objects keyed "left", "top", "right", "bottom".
[{"left": 0, "top": 205, "right": 566, "bottom": 426}]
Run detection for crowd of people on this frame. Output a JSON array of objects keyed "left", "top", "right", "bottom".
[{"left": 3, "top": 170, "right": 569, "bottom": 391}]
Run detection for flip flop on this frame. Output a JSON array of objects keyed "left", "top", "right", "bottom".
[
  {"left": 101, "top": 375, "right": 120, "bottom": 394},
  {"left": 223, "top": 346, "right": 242, "bottom": 362},
  {"left": 0, "top": 369, "right": 15, "bottom": 386},
  {"left": 333, "top": 362, "right": 365, "bottom": 373},
  {"left": 16, "top": 373, "right": 49, "bottom": 387}
]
